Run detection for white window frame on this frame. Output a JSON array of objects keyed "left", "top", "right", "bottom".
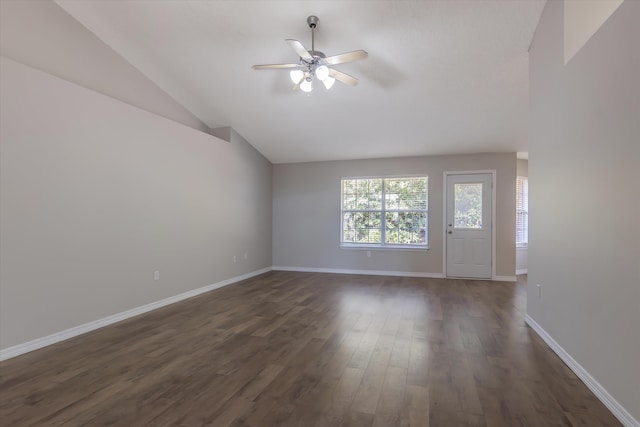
[
  {"left": 516, "top": 176, "right": 529, "bottom": 248},
  {"left": 340, "top": 175, "right": 428, "bottom": 249}
]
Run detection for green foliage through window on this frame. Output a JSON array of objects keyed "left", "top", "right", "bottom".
[
  {"left": 341, "top": 177, "right": 428, "bottom": 246},
  {"left": 454, "top": 183, "right": 483, "bottom": 228}
]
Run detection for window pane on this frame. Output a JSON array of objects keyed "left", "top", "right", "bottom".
[
  {"left": 342, "top": 179, "right": 357, "bottom": 210},
  {"left": 385, "top": 211, "right": 427, "bottom": 244},
  {"left": 516, "top": 177, "right": 528, "bottom": 245},
  {"left": 454, "top": 183, "right": 483, "bottom": 228},
  {"left": 343, "top": 178, "right": 382, "bottom": 210},
  {"left": 385, "top": 178, "right": 427, "bottom": 210},
  {"left": 516, "top": 211, "right": 528, "bottom": 243},
  {"left": 343, "top": 211, "right": 381, "bottom": 244}
]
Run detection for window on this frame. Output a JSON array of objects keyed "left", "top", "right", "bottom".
[
  {"left": 341, "top": 177, "right": 428, "bottom": 247},
  {"left": 454, "top": 183, "right": 484, "bottom": 228},
  {"left": 516, "top": 176, "right": 528, "bottom": 247}
]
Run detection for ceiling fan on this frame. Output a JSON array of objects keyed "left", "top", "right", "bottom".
[{"left": 252, "top": 15, "right": 368, "bottom": 93}]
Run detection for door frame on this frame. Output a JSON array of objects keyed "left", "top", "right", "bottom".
[{"left": 442, "top": 170, "right": 497, "bottom": 280}]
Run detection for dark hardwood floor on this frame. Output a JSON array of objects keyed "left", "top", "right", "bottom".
[{"left": 0, "top": 272, "right": 621, "bottom": 426}]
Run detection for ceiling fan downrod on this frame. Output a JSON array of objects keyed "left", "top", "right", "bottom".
[{"left": 307, "top": 15, "right": 319, "bottom": 53}]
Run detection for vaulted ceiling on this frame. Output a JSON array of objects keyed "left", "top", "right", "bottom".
[{"left": 56, "top": 1, "right": 546, "bottom": 164}]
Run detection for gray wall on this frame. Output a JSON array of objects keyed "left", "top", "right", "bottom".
[
  {"left": 529, "top": 0, "right": 639, "bottom": 421},
  {"left": 0, "top": 0, "right": 208, "bottom": 133},
  {"left": 273, "top": 153, "right": 516, "bottom": 277},
  {"left": 0, "top": 57, "right": 272, "bottom": 349}
]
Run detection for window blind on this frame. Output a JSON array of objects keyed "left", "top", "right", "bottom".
[{"left": 516, "top": 176, "right": 528, "bottom": 246}]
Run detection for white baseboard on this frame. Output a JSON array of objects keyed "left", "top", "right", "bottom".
[
  {"left": 0, "top": 267, "right": 272, "bottom": 361},
  {"left": 516, "top": 268, "right": 528, "bottom": 275},
  {"left": 272, "top": 266, "right": 445, "bottom": 279},
  {"left": 525, "top": 315, "right": 639, "bottom": 427},
  {"left": 273, "top": 266, "right": 520, "bottom": 282},
  {"left": 493, "top": 275, "right": 517, "bottom": 282}
]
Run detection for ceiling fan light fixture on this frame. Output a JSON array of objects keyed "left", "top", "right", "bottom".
[
  {"left": 252, "top": 16, "right": 368, "bottom": 93},
  {"left": 289, "top": 69, "right": 304, "bottom": 84},
  {"left": 300, "top": 78, "right": 313, "bottom": 93},
  {"left": 322, "top": 76, "right": 335, "bottom": 90},
  {"left": 315, "top": 65, "right": 329, "bottom": 81}
]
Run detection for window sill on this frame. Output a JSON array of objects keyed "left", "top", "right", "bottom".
[
  {"left": 340, "top": 244, "right": 429, "bottom": 251},
  {"left": 516, "top": 244, "right": 528, "bottom": 249}
]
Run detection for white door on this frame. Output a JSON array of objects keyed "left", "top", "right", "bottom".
[{"left": 446, "top": 173, "right": 493, "bottom": 279}]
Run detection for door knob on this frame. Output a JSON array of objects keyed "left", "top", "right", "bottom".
[{"left": 448, "top": 231, "right": 452, "bottom": 234}]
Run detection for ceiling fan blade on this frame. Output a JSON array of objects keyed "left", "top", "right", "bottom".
[
  {"left": 324, "top": 50, "right": 368, "bottom": 65},
  {"left": 252, "top": 63, "right": 301, "bottom": 69},
  {"left": 286, "top": 39, "right": 313, "bottom": 61},
  {"left": 328, "top": 68, "right": 359, "bottom": 87}
]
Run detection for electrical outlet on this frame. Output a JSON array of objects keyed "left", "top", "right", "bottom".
[
  {"left": 154, "top": 270, "right": 160, "bottom": 281},
  {"left": 536, "top": 283, "right": 542, "bottom": 298},
  {"left": 244, "top": 251, "right": 248, "bottom": 260},
  {"left": 233, "top": 256, "right": 237, "bottom": 263},
  {"left": 366, "top": 251, "right": 371, "bottom": 257}
]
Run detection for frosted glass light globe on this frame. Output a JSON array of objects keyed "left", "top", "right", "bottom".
[
  {"left": 290, "top": 69, "right": 305, "bottom": 84},
  {"left": 322, "top": 76, "right": 336, "bottom": 90},
  {"left": 315, "top": 65, "right": 329, "bottom": 81},
  {"left": 300, "top": 78, "right": 313, "bottom": 93}
]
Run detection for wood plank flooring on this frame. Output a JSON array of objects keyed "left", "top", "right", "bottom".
[{"left": 0, "top": 272, "right": 621, "bottom": 426}]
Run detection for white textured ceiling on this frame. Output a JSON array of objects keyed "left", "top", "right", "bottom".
[{"left": 56, "top": 1, "right": 545, "bottom": 164}]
